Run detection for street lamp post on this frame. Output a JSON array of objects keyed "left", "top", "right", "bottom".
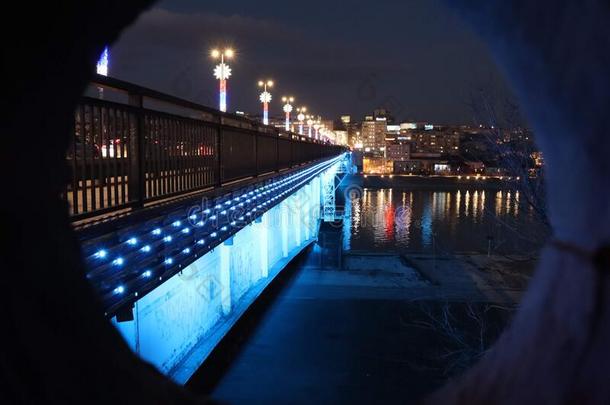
[
  {"left": 306, "top": 115, "right": 313, "bottom": 137},
  {"left": 211, "top": 48, "right": 234, "bottom": 113},
  {"left": 258, "top": 80, "right": 274, "bottom": 125},
  {"left": 297, "top": 107, "right": 307, "bottom": 135},
  {"left": 282, "top": 96, "right": 294, "bottom": 132},
  {"left": 96, "top": 46, "right": 109, "bottom": 99},
  {"left": 96, "top": 46, "right": 109, "bottom": 77}
]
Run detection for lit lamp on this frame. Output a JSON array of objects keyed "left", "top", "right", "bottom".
[
  {"left": 96, "top": 46, "right": 109, "bottom": 76},
  {"left": 313, "top": 119, "right": 321, "bottom": 139},
  {"left": 306, "top": 116, "right": 313, "bottom": 137},
  {"left": 282, "top": 96, "right": 294, "bottom": 132},
  {"left": 258, "top": 80, "right": 274, "bottom": 125},
  {"left": 296, "top": 107, "right": 307, "bottom": 135},
  {"left": 211, "top": 48, "right": 235, "bottom": 112},
  {"left": 96, "top": 46, "right": 109, "bottom": 99},
  {"left": 321, "top": 126, "right": 328, "bottom": 142}
]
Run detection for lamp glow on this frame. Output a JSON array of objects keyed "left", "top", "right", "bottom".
[
  {"left": 211, "top": 48, "right": 235, "bottom": 112},
  {"left": 96, "top": 46, "right": 109, "bottom": 76},
  {"left": 306, "top": 116, "right": 313, "bottom": 137},
  {"left": 282, "top": 96, "right": 294, "bottom": 131},
  {"left": 297, "top": 107, "right": 307, "bottom": 135},
  {"left": 258, "top": 79, "right": 274, "bottom": 125}
]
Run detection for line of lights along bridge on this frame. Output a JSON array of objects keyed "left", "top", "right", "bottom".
[{"left": 96, "top": 46, "right": 332, "bottom": 142}]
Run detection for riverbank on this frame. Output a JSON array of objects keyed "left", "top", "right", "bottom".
[
  {"left": 356, "top": 174, "right": 520, "bottom": 191},
  {"left": 188, "top": 243, "right": 537, "bottom": 404}
]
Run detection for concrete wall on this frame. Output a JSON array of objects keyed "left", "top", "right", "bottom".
[{"left": 112, "top": 175, "right": 323, "bottom": 383}]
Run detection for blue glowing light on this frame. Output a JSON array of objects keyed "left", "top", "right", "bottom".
[
  {"left": 189, "top": 215, "right": 197, "bottom": 221},
  {"left": 114, "top": 285, "right": 125, "bottom": 294},
  {"left": 127, "top": 237, "right": 138, "bottom": 246},
  {"left": 152, "top": 228, "right": 162, "bottom": 235},
  {"left": 204, "top": 209, "right": 211, "bottom": 214},
  {"left": 197, "top": 221, "right": 205, "bottom": 227},
  {"left": 113, "top": 257, "right": 125, "bottom": 266},
  {"left": 211, "top": 232, "right": 217, "bottom": 238},
  {"left": 96, "top": 46, "right": 109, "bottom": 76},
  {"left": 142, "top": 270, "right": 152, "bottom": 278},
  {"left": 173, "top": 221, "right": 182, "bottom": 227},
  {"left": 182, "top": 228, "right": 190, "bottom": 234},
  {"left": 141, "top": 245, "right": 151, "bottom": 253},
  {"left": 221, "top": 210, "right": 227, "bottom": 215},
  {"left": 95, "top": 249, "right": 107, "bottom": 259},
  {"left": 165, "top": 258, "right": 174, "bottom": 265},
  {"left": 197, "top": 239, "right": 205, "bottom": 245},
  {"left": 164, "top": 236, "right": 173, "bottom": 242},
  {"left": 221, "top": 226, "right": 228, "bottom": 231},
  {"left": 183, "top": 248, "right": 191, "bottom": 254}
]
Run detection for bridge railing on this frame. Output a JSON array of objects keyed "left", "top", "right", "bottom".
[{"left": 65, "top": 74, "right": 343, "bottom": 221}]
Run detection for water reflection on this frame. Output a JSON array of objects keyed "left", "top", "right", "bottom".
[{"left": 346, "top": 187, "right": 546, "bottom": 254}]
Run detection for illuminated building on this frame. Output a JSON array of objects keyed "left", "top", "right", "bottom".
[
  {"left": 361, "top": 115, "right": 387, "bottom": 154},
  {"left": 386, "top": 143, "right": 410, "bottom": 161},
  {"left": 403, "top": 126, "right": 460, "bottom": 155}
]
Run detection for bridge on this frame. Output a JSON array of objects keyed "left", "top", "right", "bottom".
[{"left": 67, "top": 74, "right": 348, "bottom": 383}]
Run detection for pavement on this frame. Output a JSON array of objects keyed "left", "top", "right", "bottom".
[{"left": 187, "top": 230, "right": 535, "bottom": 404}]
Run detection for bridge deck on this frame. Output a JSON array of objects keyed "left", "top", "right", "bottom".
[{"left": 78, "top": 155, "right": 343, "bottom": 317}]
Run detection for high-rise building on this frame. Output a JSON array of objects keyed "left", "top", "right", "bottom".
[
  {"left": 340, "top": 115, "right": 362, "bottom": 149},
  {"left": 361, "top": 115, "right": 387, "bottom": 154}
]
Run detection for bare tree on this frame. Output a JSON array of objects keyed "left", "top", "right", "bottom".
[
  {"left": 409, "top": 302, "right": 514, "bottom": 378},
  {"left": 464, "top": 80, "right": 551, "bottom": 253}
]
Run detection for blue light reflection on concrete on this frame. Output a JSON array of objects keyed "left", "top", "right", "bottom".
[{"left": 112, "top": 175, "right": 323, "bottom": 384}]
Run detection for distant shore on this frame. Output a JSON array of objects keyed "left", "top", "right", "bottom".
[{"left": 354, "top": 174, "right": 520, "bottom": 190}]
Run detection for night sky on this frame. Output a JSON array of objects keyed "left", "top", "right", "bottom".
[{"left": 111, "top": 0, "right": 512, "bottom": 124}]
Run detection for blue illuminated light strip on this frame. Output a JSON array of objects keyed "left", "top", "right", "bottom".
[{"left": 84, "top": 154, "right": 345, "bottom": 316}]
